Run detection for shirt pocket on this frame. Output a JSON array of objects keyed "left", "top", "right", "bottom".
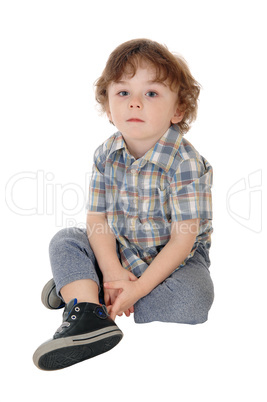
[
  {"left": 158, "top": 188, "right": 171, "bottom": 223},
  {"left": 138, "top": 186, "right": 171, "bottom": 223}
]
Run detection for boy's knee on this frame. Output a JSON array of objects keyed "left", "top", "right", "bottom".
[
  {"left": 183, "top": 284, "right": 214, "bottom": 324},
  {"left": 49, "top": 228, "right": 69, "bottom": 249},
  {"left": 134, "top": 283, "right": 214, "bottom": 325},
  {"left": 171, "top": 264, "right": 214, "bottom": 324},
  {"left": 49, "top": 228, "right": 78, "bottom": 254}
]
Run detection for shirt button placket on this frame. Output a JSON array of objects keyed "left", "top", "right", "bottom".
[
  {"left": 128, "top": 168, "right": 138, "bottom": 215},
  {"left": 133, "top": 170, "right": 138, "bottom": 213}
]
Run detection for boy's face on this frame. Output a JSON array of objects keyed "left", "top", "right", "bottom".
[{"left": 106, "top": 64, "right": 184, "bottom": 155}]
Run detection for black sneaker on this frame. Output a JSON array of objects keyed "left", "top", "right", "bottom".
[
  {"left": 41, "top": 279, "right": 105, "bottom": 310},
  {"left": 33, "top": 299, "right": 123, "bottom": 370},
  {"left": 41, "top": 279, "right": 65, "bottom": 310}
]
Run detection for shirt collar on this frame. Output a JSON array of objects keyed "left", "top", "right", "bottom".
[
  {"left": 143, "top": 125, "right": 183, "bottom": 172},
  {"left": 109, "top": 132, "right": 126, "bottom": 154},
  {"left": 109, "top": 125, "right": 183, "bottom": 172}
]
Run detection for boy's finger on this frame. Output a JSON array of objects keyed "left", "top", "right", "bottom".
[
  {"left": 104, "top": 291, "right": 110, "bottom": 306},
  {"left": 109, "top": 296, "right": 123, "bottom": 320},
  {"left": 104, "top": 281, "right": 123, "bottom": 290},
  {"left": 110, "top": 311, "right": 116, "bottom": 321},
  {"left": 110, "top": 308, "right": 120, "bottom": 321},
  {"left": 129, "top": 272, "right": 138, "bottom": 281},
  {"left": 106, "top": 305, "right": 112, "bottom": 314},
  {"left": 124, "top": 309, "right": 130, "bottom": 317}
]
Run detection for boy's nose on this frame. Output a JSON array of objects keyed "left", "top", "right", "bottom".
[
  {"left": 129, "top": 97, "right": 142, "bottom": 109},
  {"left": 130, "top": 104, "right": 141, "bottom": 108}
]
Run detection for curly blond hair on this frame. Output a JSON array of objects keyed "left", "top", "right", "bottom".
[{"left": 95, "top": 39, "right": 200, "bottom": 135}]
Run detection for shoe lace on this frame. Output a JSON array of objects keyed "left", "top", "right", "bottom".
[{"left": 55, "top": 321, "right": 70, "bottom": 334}]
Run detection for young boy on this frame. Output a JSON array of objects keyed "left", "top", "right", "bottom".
[{"left": 33, "top": 39, "right": 214, "bottom": 371}]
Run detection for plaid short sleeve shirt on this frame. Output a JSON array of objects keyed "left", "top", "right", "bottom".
[{"left": 87, "top": 125, "right": 213, "bottom": 277}]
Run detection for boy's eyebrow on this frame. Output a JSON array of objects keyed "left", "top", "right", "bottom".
[
  {"left": 114, "top": 80, "right": 127, "bottom": 85},
  {"left": 147, "top": 80, "right": 167, "bottom": 87},
  {"left": 114, "top": 80, "right": 167, "bottom": 86}
]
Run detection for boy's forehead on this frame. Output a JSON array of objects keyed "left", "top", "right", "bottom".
[
  {"left": 116, "top": 64, "right": 160, "bottom": 83},
  {"left": 109, "top": 57, "right": 177, "bottom": 90}
]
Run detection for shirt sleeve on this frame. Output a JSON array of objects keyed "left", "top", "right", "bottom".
[
  {"left": 86, "top": 149, "right": 106, "bottom": 213},
  {"left": 169, "top": 156, "right": 213, "bottom": 221}
]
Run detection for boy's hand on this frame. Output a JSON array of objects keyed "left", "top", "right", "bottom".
[
  {"left": 103, "top": 269, "right": 137, "bottom": 318},
  {"left": 104, "top": 279, "right": 144, "bottom": 321}
]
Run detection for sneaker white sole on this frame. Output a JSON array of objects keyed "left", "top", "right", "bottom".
[{"left": 33, "top": 325, "right": 123, "bottom": 370}]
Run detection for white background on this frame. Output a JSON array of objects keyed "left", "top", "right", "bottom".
[{"left": 1, "top": 0, "right": 266, "bottom": 401}]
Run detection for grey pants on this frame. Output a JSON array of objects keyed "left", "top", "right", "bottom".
[{"left": 49, "top": 227, "right": 214, "bottom": 325}]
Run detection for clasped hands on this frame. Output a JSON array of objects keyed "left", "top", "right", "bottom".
[{"left": 103, "top": 269, "right": 143, "bottom": 321}]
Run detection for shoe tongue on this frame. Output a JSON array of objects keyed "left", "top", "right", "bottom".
[
  {"left": 68, "top": 298, "right": 78, "bottom": 309},
  {"left": 63, "top": 298, "right": 78, "bottom": 321}
]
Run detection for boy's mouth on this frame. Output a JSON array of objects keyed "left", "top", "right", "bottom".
[{"left": 127, "top": 118, "right": 144, "bottom": 122}]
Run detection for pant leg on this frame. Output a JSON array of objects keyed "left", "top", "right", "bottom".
[
  {"left": 49, "top": 227, "right": 102, "bottom": 296},
  {"left": 133, "top": 247, "right": 214, "bottom": 325}
]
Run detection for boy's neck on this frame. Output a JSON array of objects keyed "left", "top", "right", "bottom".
[
  {"left": 122, "top": 127, "right": 171, "bottom": 159},
  {"left": 123, "top": 137, "right": 158, "bottom": 159}
]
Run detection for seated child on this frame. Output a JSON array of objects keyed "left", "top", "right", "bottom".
[{"left": 33, "top": 38, "right": 214, "bottom": 371}]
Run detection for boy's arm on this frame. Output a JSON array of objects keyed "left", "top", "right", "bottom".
[
  {"left": 86, "top": 212, "right": 122, "bottom": 275},
  {"left": 86, "top": 212, "right": 137, "bottom": 314},
  {"left": 105, "top": 218, "right": 200, "bottom": 320},
  {"left": 137, "top": 218, "right": 199, "bottom": 295}
]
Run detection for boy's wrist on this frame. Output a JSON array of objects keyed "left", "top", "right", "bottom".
[
  {"left": 136, "top": 276, "right": 152, "bottom": 299},
  {"left": 100, "top": 261, "right": 125, "bottom": 278}
]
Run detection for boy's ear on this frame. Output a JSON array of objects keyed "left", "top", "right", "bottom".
[
  {"left": 105, "top": 104, "right": 111, "bottom": 121},
  {"left": 105, "top": 103, "right": 114, "bottom": 125},
  {"left": 106, "top": 109, "right": 115, "bottom": 126},
  {"left": 171, "top": 106, "right": 185, "bottom": 124}
]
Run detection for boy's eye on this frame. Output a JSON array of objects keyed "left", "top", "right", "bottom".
[
  {"left": 118, "top": 91, "right": 129, "bottom": 96},
  {"left": 146, "top": 91, "right": 158, "bottom": 97}
]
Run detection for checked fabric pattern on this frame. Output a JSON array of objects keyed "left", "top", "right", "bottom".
[{"left": 87, "top": 125, "right": 213, "bottom": 277}]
